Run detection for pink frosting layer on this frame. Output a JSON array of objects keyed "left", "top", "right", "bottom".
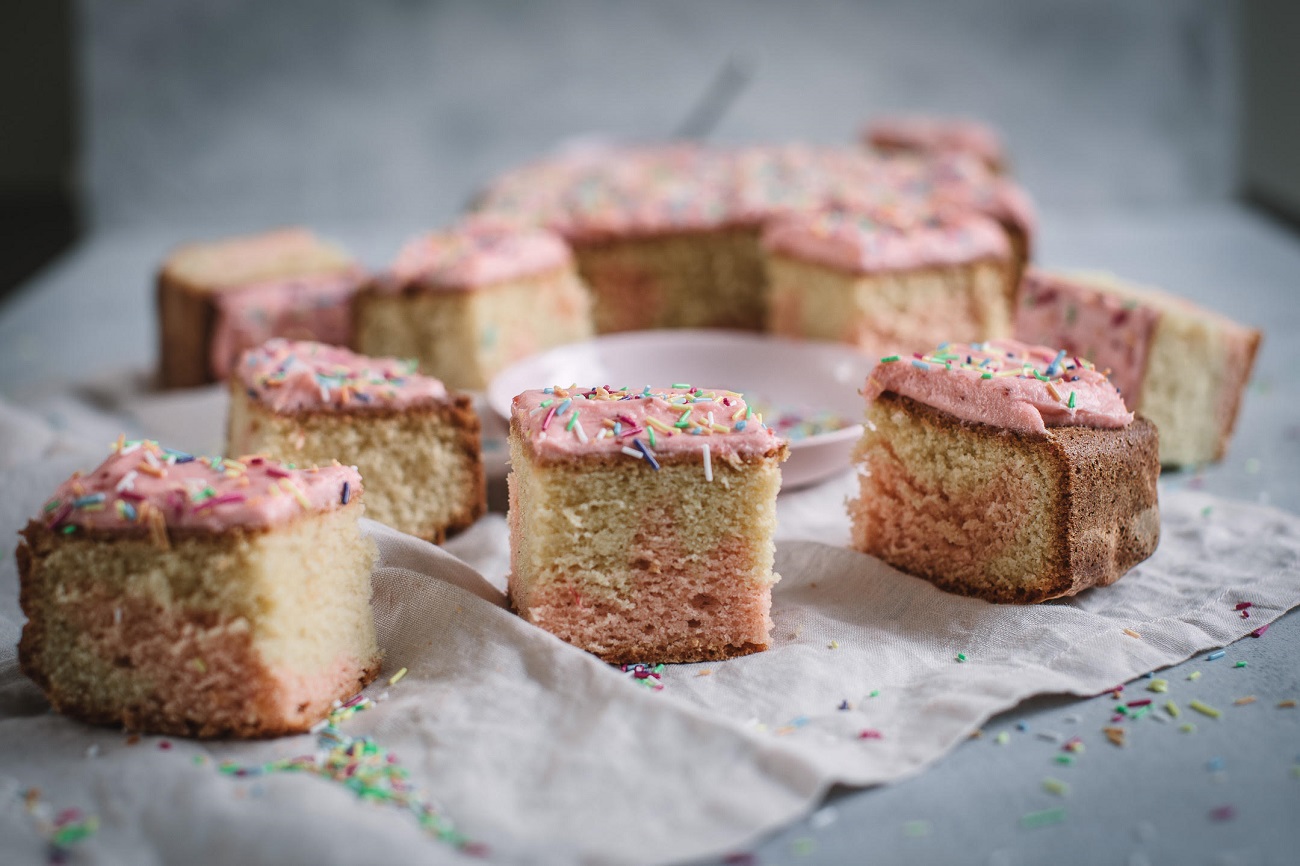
[
  {"left": 382, "top": 222, "right": 572, "bottom": 291},
  {"left": 864, "top": 116, "right": 1005, "bottom": 167},
  {"left": 512, "top": 386, "right": 783, "bottom": 462},
  {"left": 209, "top": 269, "right": 366, "bottom": 379},
  {"left": 1015, "top": 270, "right": 1159, "bottom": 404},
  {"left": 236, "top": 339, "right": 448, "bottom": 413},
  {"left": 40, "top": 439, "right": 361, "bottom": 534},
  {"left": 761, "top": 208, "right": 1010, "bottom": 274},
  {"left": 473, "top": 143, "right": 1037, "bottom": 250},
  {"left": 866, "top": 339, "right": 1133, "bottom": 434}
]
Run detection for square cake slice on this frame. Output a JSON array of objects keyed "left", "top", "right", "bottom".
[
  {"left": 507, "top": 386, "right": 788, "bottom": 663},
  {"left": 354, "top": 221, "right": 591, "bottom": 390},
  {"left": 157, "top": 227, "right": 366, "bottom": 388},
  {"left": 763, "top": 209, "right": 1015, "bottom": 357},
  {"left": 17, "top": 439, "right": 379, "bottom": 738},
  {"left": 849, "top": 340, "right": 1160, "bottom": 603},
  {"left": 1016, "top": 269, "right": 1263, "bottom": 466},
  {"left": 226, "top": 339, "right": 485, "bottom": 543}
]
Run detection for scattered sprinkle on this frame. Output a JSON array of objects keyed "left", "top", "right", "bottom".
[
  {"left": 1233, "top": 696, "right": 1257, "bottom": 706},
  {"left": 1147, "top": 679, "right": 1168, "bottom": 693},
  {"left": 1206, "top": 650, "right": 1226, "bottom": 661},
  {"left": 19, "top": 789, "right": 100, "bottom": 861},
  {"left": 1251, "top": 624, "right": 1269, "bottom": 638},
  {"left": 1019, "top": 807, "right": 1066, "bottom": 830},
  {"left": 1234, "top": 661, "right": 1247, "bottom": 668},
  {"left": 620, "top": 663, "right": 666, "bottom": 691},
  {"left": 1187, "top": 671, "right": 1202, "bottom": 681},
  {"left": 1123, "top": 628, "right": 1142, "bottom": 639},
  {"left": 956, "top": 652, "right": 967, "bottom": 663},
  {"left": 995, "top": 732, "right": 1010, "bottom": 746},
  {"left": 1189, "top": 700, "right": 1222, "bottom": 719},
  {"left": 1104, "top": 727, "right": 1126, "bottom": 747},
  {"left": 217, "top": 695, "right": 479, "bottom": 853},
  {"left": 1042, "top": 777, "right": 1071, "bottom": 797},
  {"left": 1208, "top": 805, "right": 1236, "bottom": 822},
  {"left": 388, "top": 667, "right": 408, "bottom": 686}
]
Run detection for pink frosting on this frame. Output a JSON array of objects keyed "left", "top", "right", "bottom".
[
  {"left": 761, "top": 208, "right": 1010, "bottom": 274},
  {"left": 512, "top": 386, "right": 783, "bottom": 463},
  {"left": 1015, "top": 270, "right": 1159, "bottom": 404},
  {"left": 473, "top": 143, "right": 1037, "bottom": 252},
  {"left": 39, "top": 439, "right": 361, "bottom": 534},
  {"left": 866, "top": 339, "right": 1133, "bottom": 434},
  {"left": 381, "top": 222, "right": 572, "bottom": 291},
  {"left": 236, "top": 338, "right": 448, "bottom": 413},
  {"left": 209, "top": 269, "right": 366, "bottom": 379},
  {"left": 864, "top": 116, "right": 1005, "bottom": 168}
]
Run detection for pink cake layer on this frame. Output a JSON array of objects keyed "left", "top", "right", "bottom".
[
  {"left": 41, "top": 439, "right": 360, "bottom": 534},
  {"left": 381, "top": 221, "right": 573, "bottom": 291},
  {"left": 209, "top": 269, "right": 366, "bottom": 379},
  {"left": 761, "top": 208, "right": 1010, "bottom": 273},
  {"left": 236, "top": 338, "right": 448, "bottom": 413},
  {"left": 511, "top": 386, "right": 782, "bottom": 463},
  {"left": 866, "top": 339, "right": 1133, "bottom": 434}
]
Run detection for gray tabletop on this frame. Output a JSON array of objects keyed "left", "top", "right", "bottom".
[{"left": 1, "top": 200, "right": 1297, "bottom": 865}]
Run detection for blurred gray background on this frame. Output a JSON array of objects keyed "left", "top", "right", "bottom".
[{"left": 79, "top": 0, "right": 1237, "bottom": 231}]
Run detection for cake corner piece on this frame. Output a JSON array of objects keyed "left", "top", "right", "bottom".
[
  {"left": 849, "top": 340, "right": 1160, "bottom": 604},
  {"left": 17, "top": 439, "right": 380, "bottom": 738}
]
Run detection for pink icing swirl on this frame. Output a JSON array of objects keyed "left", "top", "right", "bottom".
[
  {"left": 380, "top": 222, "right": 572, "bottom": 292},
  {"left": 235, "top": 339, "right": 448, "bottom": 413},
  {"left": 866, "top": 339, "right": 1133, "bottom": 434},
  {"left": 761, "top": 208, "right": 1010, "bottom": 274},
  {"left": 512, "top": 386, "right": 783, "bottom": 462},
  {"left": 39, "top": 439, "right": 361, "bottom": 534}
]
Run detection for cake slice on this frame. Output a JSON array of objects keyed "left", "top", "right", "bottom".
[
  {"left": 1016, "top": 269, "right": 1263, "bottom": 466},
  {"left": 849, "top": 340, "right": 1160, "bottom": 603},
  {"left": 353, "top": 221, "right": 591, "bottom": 390},
  {"left": 507, "top": 386, "right": 788, "bottom": 663},
  {"left": 157, "top": 227, "right": 366, "bottom": 388},
  {"left": 17, "top": 439, "right": 378, "bottom": 737},
  {"left": 763, "top": 208, "right": 1015, "bottom": 356},
  {"left": 226, "top": 339, "right": 485, "bottom": 543},
  {"left": 863, "top": 115, "right": 1007, "bottom": 173}
]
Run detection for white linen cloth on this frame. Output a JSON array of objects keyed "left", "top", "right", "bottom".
[{"left": 1, "top": 391, "right": 1297, "bottom": 865}]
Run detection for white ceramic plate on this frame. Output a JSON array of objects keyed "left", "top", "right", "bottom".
[{"left": 486, "top": 330, "right": 876, "bottom": 490}]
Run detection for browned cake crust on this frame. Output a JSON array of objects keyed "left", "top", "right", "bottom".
[
  {"left": 857, "top": 394, "right": 1160, "bottom": 603},
  {"left": 229, "top": 390, "right": 486, "bottom": 543},
  {"left": 17, "top": 512, "right": 379, "bottom": 738},
  {"left": 157, "top": 273, "right": 217, "bottom": 389}
]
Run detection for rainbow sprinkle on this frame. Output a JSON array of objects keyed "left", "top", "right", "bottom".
[
  {"left": 621, "top": 663, "right": 665, "bottom": 691},
  {"left": 19, "top": 788, "right": 99, "bottom": 862},
  {"left": 217, "top": 693, "right": 482, "bottom": 855}
]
